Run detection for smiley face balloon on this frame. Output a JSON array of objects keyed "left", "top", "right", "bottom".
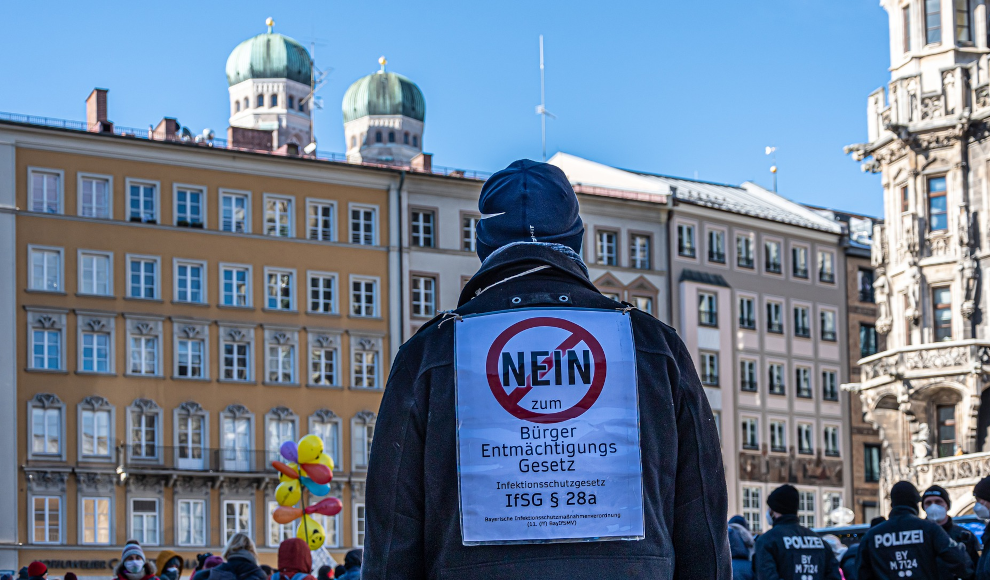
[
  {"left": 275, "top": 480, "right": 302, "bottom": 507},
  {"left": 296, "top": 434, "right": 324, "bottom": 465},
  {"left": 296, "top": 514, "right": 326, "bottom": 550}
]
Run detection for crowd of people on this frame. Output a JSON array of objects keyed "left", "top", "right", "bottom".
[
  {"left": 7, "top": 536, "right": 362, "bottom": 580},
  {"left": 728, "top": 476, "right": 990, "bottom": 580}
]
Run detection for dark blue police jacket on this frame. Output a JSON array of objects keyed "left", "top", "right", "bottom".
[
  {"left": 753, "top": 514, "right": 840, "bottom": 580},
  {"left": 858, "top": 505, "right": 972, "bottom": 580},
  {"left": 361, "top": 243, "right": 730, "bottom": 580}
]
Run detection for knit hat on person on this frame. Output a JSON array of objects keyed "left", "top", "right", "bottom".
[
  {"left": 890, "top": 481, "right": 922, "bottom": 509},
  {"left": 122, "top": 542, "right": 146, "bottom": 562},
  {"left": 26, "top": 563, "right": 46, "bottom": 578},
  {"left": 870, "top": 516, "right": 887, "bottom": 527},
  {"left": 923, "top": 485, "right": 952, "bottom": 509},
  {"left": 64, "top": 573, "right": 77, "bottom": 580},
  {"left": 203, "top": 557, "right": 223, "bottom": 570},
  {"left": 767, "top": 484, "right": 800, "bottom": 515},
  {"left": 974, "top": 476, "right": 990, "bottom": 502},
  {"left": 475, "top": 159, "right": 584, "bottom": 262}
]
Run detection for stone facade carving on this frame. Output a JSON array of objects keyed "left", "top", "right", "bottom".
[
  {"left": 737, "top": 451, "right": 844, "bottom": 487},
  {"left": 25, "top": 469, "right": 69, "bottom": 492},
  {"left": 174, "top": 476, "right": 211, "bottom": 495},
  {"left": 76, "top": 471, "right": 116, "bottom": 493}
]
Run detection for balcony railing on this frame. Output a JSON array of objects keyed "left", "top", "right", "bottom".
[
  {"left": 769, "top": 383, "right": 785, "bottom": 395},
  {"left": 768, "top": 322, "right": 783, "bottom": 334},
  {"left": 702, "top": 373, "right": 719, "bottom": 386},
  {"left": 766, "top": 262, "right": 782, "bottom": 274},
  {"left": 795, "top": 326, "right": 811, "bottom": 338},
  {"left": 856, "top": 339, "right": 990, "bottom": 387},
  {"left": 708, "top": 251, "right": 726, "bottom": 264},
  {"left": 740, "top": 380, "right": 757, "bottom": 392},
  {"left": 699, "top": 311, "right": 718, "bottom": 327},
  {"left": 819, "top": 271, "right": 835, "bottom": 283},
  {"left": 738, "top": 256, "right": 754, "bottom": 269},
  {"left": 924, "top": 451, "right": 990, "bottom": 487},
  {"left": 821, "top": 330, "right": 837, "bottom": 342},
  {"left": 793, "top": 267, "right": 809, "bottom": 279},
  {"left": 739, "top": 317, "right": 756, "bottom": 330},
  {"left": 121, "top": 445, "right": 278, "bottom": 474}
]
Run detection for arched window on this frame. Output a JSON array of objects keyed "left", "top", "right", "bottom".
[
  {"left": 299, "top": 101, "right": 305, "bottom": 112},
  {"left": 412, "top": 135, "right": 419, "bottom": 148},
  {"left": 244, "top": 97, "right": 249, "bottom": 110},
  {"left": 270, "top": 94, "right": 278, "bottom": 108},
  {"left": 388, "top": 131, "right": 395, "bottom": 143},
  {"left": 257, "top": 95, "right": 264, "bottom": 108},
  {"left": 403, "top": 132, "right": 409, "bottom": 145},
  {"left": 375, "top": 131, "right": 383, "bottom": 143},
  {"left": 235, "top": 101, "right": 241, "bottom": 113},
  {"left": 288, "top": 95, "right": 295, "bottom": 110},
  {"left": 351, "top": 136, "right": 357, "bottom": 148}
]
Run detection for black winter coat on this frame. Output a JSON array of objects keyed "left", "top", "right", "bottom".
[
  {"left": 840, "top": 543, "right": 860, "bottom": 580},
  {"left": 753, "top": 514, "right": 840, "bottom": 580},
  {"left": 942, "top": 516, "right": 980, "bottom": 577},
  {"left": 858, "top": 506, "right": 972, "bottom": 580},
  {"left": 362, "top": 244, "right": 730, "bottom": 580},
  {"left": 207, "top": 554, "right": 267, "bottom": 580},
  {"left": 976, "top": 530, "right": 990, "bottom": 580}
]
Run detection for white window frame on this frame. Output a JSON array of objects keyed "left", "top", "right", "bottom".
[
  {"left": 26, "top": 309, "right": 66, "bottom": 372},
  {"left": 764, "top": 237, "right": 783, "bottom": 274},
  {"left": 797, "top": 489, "right": 817, "bottom": 528},
  {"left": 769, "top": 418, "right": 787, "bottom": 453},
  {"left": 125, "top": 178, "right": 161, "bottom": 224},
  {"left": 797, "top": 422, "right": 814, "bottom": 455},
  {"left": 77, "top": 172, "right": 113, "bottom": 219},
  {"left": 410, "top": 209, "right": 436, "bottom": 248},
  {"left": 741, "top": 416, "right": 759, "bottom": 450},
  {"left": 818, "top": 248, "right": 837, "bottom": 284},
  {"left": 766, "top": 299, "right": 784, "bottom": 334},
  {"left": 78, "top": 396, "right": 115, "bottom": 462},
  {"left": 351, "top": 336, "right": 382, "bottom": 389},
  {"left": 222, "top": 499, "right": 252, "bottom": 542},
  {"left": 27, "top": 393, "right": 66, "bottom": 460},
  {"left": 173, "top": 259, "right": 208, "bottom": 304},
  {"left": 462, "top": 214, "right": 479, "bottom": 253},
  {"left": 738, "top": 294, "right": 757, "bottom": 330},
  {"left": 220, "top": 325, "right": 255, "bottom": 383},
  {"left": 129, "top": 497, "right": 161, "bottom": 546},
  {"left": 126, "top": 254, "right": 161, "bottom": 300},
  {"left": 28, "top": 245, "right": 64, "bottom": 293},
  {"left": 219, "top": 263, "right": 253, "bottom": 308},
  {"left": 824, "top": 424, "right": 841, "bottom": 457},
  {"left": 768, "top": 361, "right": 786, "bottom": 395},
  {"left": 173, "top": 183, "right": 208, "bottom": 228},
  {"left": 630, "top": 233, "right": 651, "bottom": 270},
  {"left": 706, "top": 227, "right": 727, "bottom": 264},
  {"left": 822, "top": 368, "right": 840, "bottom": 402},
  {"left": 173, "top": 322, "right": 210, "bottom": 380},
  {"left": 306, "top": 198, "right": 337, "bottom": 242},
  {"left": 353, "top": 502, "right": 367, "bottom": 548},
  {"left": 351, "top": 412, "right": 377, "bottom": 470},
  {"left": 176, "top": 498, "right": 207, "bottom": 547},
  {"left": 265, "top": 408, "right": 298, "bottom": 464},
  {"left": 791, "top": 243, "right": 810, "bottom": 280},
  {"left": 264, "top": 193, "right": 295, "bottom": 238},
  {"left": 77, "top": 312, "right": 115, "bottom": 374},
  {"left": 350, "top": 275, "right": 380, "bottom": 318},
  {"left": 29, "top": 494, "right": 63, "bottom": 545},
  {"left": 267, "top": 499, "right": 296, "bottom": 547},
  {"left": 820, "top": 307, "right": 839, "bottom": 342},
  {"left": 795, "top": 365, "right": 813, "bottom": 399},
  {"left": 411, "top": 275, "right": 437, "bottom": 318},
  {"left": 219, "top": 189, "right": 251, "bottom": 234},
  {"left": 741, "top": 486, "right": 763, "bottom": 533},
  {"left": 264, "top": 328, "right": 298, "bottom": 385},
  {"left": 596, "top": 230, "right": 618, "bottom": 266},
  {"left": 675, "top": 221, "right": 697, "bottom": 259},
  {"left": 735, "top": 231, "right": 756, "bottom": 270},
  {"left": 307, "top": 271, "right": 338, "bottom": 314},
  {"left": 793, "top": 303, "right": 812, "bottom": 338},
  {"left": 221, "top": 406, "right": 255, "bottom": 471},
  {"left": 126, "top": 399, "right": 163, "bottom": 461},
  {"left": 349, "top": 203, "right": 379, "bottom": 246},
  {"left": 308, "top": 333, "right": 341, "bottom": 387},
  {"left": 77, "top": 250, "right": 114, "bottom": 297},
  {"left": 264, "top": 267, "right": 297, "bottom": 311},
  {"left": 740, "top": 358, "right": 758, "bottom": 392},
  {"left": 309, "top": 410, "right": 342, "bottom": 467},
  {"left": 700, "top": 351, "right": 719, "bottom": 386},
  {"left": 79, "top": 495, "right": 113, "bottom": 545},
  {"left": 28, "top": 167, "right": 64, "bottom": 214}
]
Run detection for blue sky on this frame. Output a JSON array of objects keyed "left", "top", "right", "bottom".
[{"left": 1, "top": 1, "right": 890, "bottom": 216}]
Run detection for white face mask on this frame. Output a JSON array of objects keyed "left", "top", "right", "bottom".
[
  {"left": 165, "top": 569, "right": 179, "bottom": 575},
  {"left": 124, "top": 560, "right": 145, "bottom": 574},
  {"left": 765, "top": 509, "right": 775, "bottom": 527},
  {"left": 974, "top": 502, "right": 990, "bottom": 521},
  {"left": 925, "top": 503, "right": 947, "bottom": 522}
]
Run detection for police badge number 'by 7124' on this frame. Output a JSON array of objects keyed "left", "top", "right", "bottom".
[{"left": 454, "top": 308, "right": 645, "bottom": 545}]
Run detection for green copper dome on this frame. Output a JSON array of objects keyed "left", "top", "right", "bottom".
[
  {"left": 342, "top": 71, "right": 425, "bottom": 123},
  {"left": 226, "top": 32, "right": 312, "bottom": 87}
]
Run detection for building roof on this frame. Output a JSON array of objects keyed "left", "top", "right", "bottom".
[
  {"left": 342, "top": 71, "right": 425, "bottom": 123},
  {"left": 225, "top": 32, "right": 312, "bottom": 87},
  {"left": 679, "top": 269, "right": 730, "bottom": 287},
  {"left": 549, "top": 152, "right": 842, "bottom": 234}
]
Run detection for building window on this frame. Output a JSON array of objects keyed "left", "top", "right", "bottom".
[
  {"left": 176, "top": 404, "right": 206, "bottom": 469},
  {"left": 243, "top": 97, "right": 249, "bottom": 110},
  {"left": 821, "top": 310, "right": 837, "bottom": 341},
  {"left": 354, "top": 345, "right": 379, "bottom": 389},
  {"left": 354, "top": 503, "right": 367, "bottom": 548},
  {"left": 700, "top": 352, "right": 719, "bottom": 386},
  {"left": 798, "top": 490, "right": 816, "bottom": 528},
  {"left": 129, "top": 401, "right": 160, "bottom": 459},
  {"left": 822, "top": 370, "right": 839, "bottom": 401},
  {"left": 128, "top": 256, "right": 158, "bottom": 299},
  {"left": 956, "top": 0, "right": 972, "bottom": 42},
  {"left": 350, "top": 206, "right": 377, "bottom": 245},
  {"left": 310, "top": 412, "right": 341, "bottom": 464},
  {"left": 221, "top": 191, "right": 249, "bottom": 233},
  {"left": 864, "top": 444, "right": 881, "bottom": 483},
  {"left": 351, "top": 413, "right": 376, "bottom": 469},
  {"left": 770, "top": 420, "right": 786, "bottom": 453},
  {"left": 933, "top": 287, "right": 952, "bottom": 341},
  {"left": 708, "top": 230, "right": 726, "bottom": 263},
  {"left": 411, "top": 275, "right": 437, "bottom": 318},
  {"left": 131, "top": 499, "right": 160, "bottom": 545},
  {"left": 741, "top": 418, "right": 759, "bottom": 450},
  {"left": 739, "top": 297, "right": 756, "bottom": 329},
  {"left": 177, "top": 499, "right": 206, "bottom": 546},
  {"left": 351, "top": 277, "right": 378, "bottom": 317},
  {"left": 129, "top": 182, "right": 158, "bottom": 223},
  {"left": 79, "top": 251, "right": 112, "bottom": 296},
  {"left": 221, "top": 265, "right": 250, "bottom": 307},
  {"left": 764, "top": 241, "right": 782, "bottom": 273},
  {"left": 32, "top": 496, "right": 61, "bottom": 544},
  {"left": 267, "top": 340, "right": 296, "bottom": 384},
  {"left": 630, "top": 234, "right": 651, "bottom": 269},
  {"left": 793, "top": 306, "right": 810, "bottom": 338},
  {"left": 412, "top": 135, "right": 419, "bottom": 147},
  {"left": 824, "top": 426, "right": 840, "bottom": 457},
  {"left": 31, "top": 328, "right": 62, "bottom": 371},
  {"left": 222, "top": 411, "right": 252, "bottom": 471},
  {"left": 462, "top": 215, "right": 479, "bottom": 252},
  {"left": 288, "top": 95, "right": 295, "bottom": 109},
  {"left": 403, "top": 132, "right": 410, "bottom": 145},
  {"left": 818, "top": 251, "right": 835, "bottom": 283},
  {"left": 411, "top": 210, "right": 436, "bottom": 248},
  {"left": 223, "top": 500, "right": 251, "bottom": 542},
  {"left": 235, "top": 101, "right": 241, "bottom": 113},
  {"left": 177, "top": 338, "right": 205, "bottom": 378},
  {"left": 310, "top": 341, "right": 338, "bottom": 386},
  {"left": 937, "top": 405, "right": 956, "bottom": 457},
  {"left": 740, "top": 360, "right": 757, "bottom": 392},
  {"left": 270, "top": 94, "right": 278, "bottom": 107},
  {"left": 699, "top": 292, "right": 718, "bottom": 327},
  {"left": 221, "top": 328, "right": 253, "bottom": 382},
  {"left": 926, "top": 0, "right": 942, "bottom": 43},
  {"left": 742, "top": 487, "right": 762, "bottom": 533},
  {"left": 79, "top": 175, "right": 111, "bottom": 219},
  {"left": 597, "top": 230, "right": 618, "bottom": 266},
  {"left": 130, "top": 334, "right": 159, "bottom": 376},
  {"left": 81, "top": 497, "right": 111, "bottom": 544},
  {"left": 903, "top": 6, "right": 912, "bottom": 52},
  {"left": 766, "top": 301, "right": 783, "bottom": 334},
  {"left": 928, "top": 176, "right": 948, "bottom": 231},
  {"left": 30, "top": 169, "right": 62, "bottom": 214},
  {"left": 81, "top": 405, "right": 112, "bottom": 459},
  {"left": 795, "top": 366, "right": 812, "bottom": 398},
  {"left": 798, "top": 423, "right": 813, "bottom": 455},
  {"left": 31, "top": 405, "right": 62, "bottom": 456},
  {"left": 677, "top": 224, "right": 696, "bottom": 258},
  {"left": 175, "top": 187, "right": 204, "bottom": 227},
  {"left": 175, "top": 261, "right": 205, "bottom": 303},
  {"left": 257, "top": 94, "right": 264, "bottom": 108},
  {"left": 81, "top": 328, "right": 111, "bottom": 373},
  {"left": 860, "top": 324, "right": 878, "bottom": 357},
  {"left": 388, "top": 131, "right": 395, "bottom": 143},
  {"left": 308, "top": 272, "right": 337, "bottom": 313},
  {"left": 265, "top": 269, "right": 295, "bottom": 311},
  {"left": 769, "top": 363, "right": 785, "bottom": 395},
  {"left": 900, "top": 185, "right": 911, "bottom": 213},
  {"left": 267, "top": 410, "right": 297, "bottom": 464},
  {"left": 265, "top": 196, "right": 293, "bottom": 238},
  {"left": 299, "top": 101, "right": 305, "bottom": 112},
  {"left": 633, "top": 295, "right": 654, "bottom": 315},
  {"left": 308, "top": 201, "right": 335, "bottom": 241},
  {"left": 792, "top": 246, "right": 809, "bottom": 278},
  {"left": 858, "top": 269, "right": 875, "bottom": 302},
  {"left": 29, "top": 247, "right": 62, "bottom": 292},
  {"left": 736, "top": 234, "right": 754, "bottom": 269},
  {"left": 375, "top": 131, "right": 382, "bottom": 143}
]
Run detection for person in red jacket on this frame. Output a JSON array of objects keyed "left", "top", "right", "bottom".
[{"left": 272, "top": 539, "right": 316, "bottom": 580}]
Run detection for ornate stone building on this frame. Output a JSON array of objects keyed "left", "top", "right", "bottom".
[{"left": 845, "top": 0, "right": 990, "bottom": 515}]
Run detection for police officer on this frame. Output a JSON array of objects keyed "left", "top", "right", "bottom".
[
  {"left": 753, "top": 484, "right": 840, "bottom": 580},
  {"left": 858, "top": 481, "right": 972, "bottom": 580},
  {"left": 972, "top": 476, "right": 990, "bottom": 580},
  {"left": 361, "top": 160, "right": 731, "bottom": 579},
  {"left": 923, "top": 484, "right": 979, "bottom": 575}
]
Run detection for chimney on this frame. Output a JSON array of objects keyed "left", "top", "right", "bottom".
[
  {"left": 153, "top": 118, "right": 180, "bottom": 141},
  {"left": 410, "top": 152, "right": 433, "bottom": 173},
  {"left": 86, "top": 89, "right": 113, "bottom": 133}
]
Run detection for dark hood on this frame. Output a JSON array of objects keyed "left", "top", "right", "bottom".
[{"left": 277, "top": 538, "right": 312, "bottom": 577}]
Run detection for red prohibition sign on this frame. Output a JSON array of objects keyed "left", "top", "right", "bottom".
[{"left": 485, "top": 317, "right": 607, "bottom": 424}]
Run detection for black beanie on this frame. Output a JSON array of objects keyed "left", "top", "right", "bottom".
[
  {"left": 923, "top": 485, "right": 951, "bottom": 509},
  {"left": 767, "top": 484, "right": 799, "bottom": 515},
  {"left": 974, "top": 476, "right": 990, "bottom": 502},
  {"left": 870, "top": 516, "right": 886, "bottom": 528},
  {"left": 890, "top": 481, "right": 922, "bottom": 509},
  {"left": 475, "top": 160, "right": 584, "bottom": 262}
]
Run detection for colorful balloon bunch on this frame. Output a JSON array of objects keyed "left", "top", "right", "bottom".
[{"left": 272, "top": 434, "right": 342, "bottom": 550}]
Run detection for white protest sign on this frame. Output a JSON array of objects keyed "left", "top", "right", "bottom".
[{"left": 454, "top": 308, "right": 644, "bottom": 545}]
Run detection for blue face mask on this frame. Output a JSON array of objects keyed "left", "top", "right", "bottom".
[
  {"left": 975, "top": 502, "right": 990, "bottom": 521},
  {"left": 765, "top": 509, "right": 775, "bottom": 527}
]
